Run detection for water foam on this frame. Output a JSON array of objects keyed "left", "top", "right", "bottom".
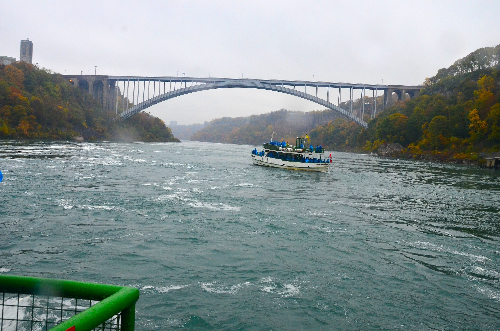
[
  {"left": 57, "top": 199, "right": 74, "bottom": 210},
  {"left": 235, "top": 183, "right": 255, "bottom": 187},
  {"left": 475, "top": 285, "right": 500, "bottom": 301},
  {"left": 57, "top": 199, "right": 121, "bottom": 211},
  {"left": 258, "top": 277, "right": 300, "bottom": 297},
  {"left": 200, "top": 281, "right": 250, "bottom": 294},
  {"left": 188, "top": 202, "right": 241, "bottom": 211},
  {"left": 409, "top": 241, "right": 490, "bottom": 262},
  {"left": 157, "top": 285, "right": 190, "bottom": 293},
  {"left": 141, "top": 285, "right": 189, "bottom": 293}
]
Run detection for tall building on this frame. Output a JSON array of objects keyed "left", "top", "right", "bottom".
[{"left": 20, "top": 39, "right": 33, "bottom": 64}]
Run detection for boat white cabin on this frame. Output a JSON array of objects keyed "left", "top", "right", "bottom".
[{"left": 251, "top": 137, "right": 331, "bottom": 171}]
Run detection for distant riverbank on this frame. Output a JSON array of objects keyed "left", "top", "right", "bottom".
[{"left": 371, "top": 142, "right": 500, "bottom": 169}]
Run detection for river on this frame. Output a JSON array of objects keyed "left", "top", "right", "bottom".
[{"left": 0, "top": 141, "right": 499, "bottom": 330}]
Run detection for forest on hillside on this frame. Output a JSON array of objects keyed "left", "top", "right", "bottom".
[
  {"left": 191, "top": 109, "right": 342, "bottom": 146},
  {"left": 170, "top": 123, "right": 206, "bottom": 141},
  {"left": 191, "top": 44, "right": 500, "bottom": 162},
  {"left": 357, "top": 44, "right": 500, "bottom": 161},
  {"left": 0, "top": 62, "right": 179, "bottom": 142}
]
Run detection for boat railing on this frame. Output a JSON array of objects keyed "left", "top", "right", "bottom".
[
  {"left": 0, "top": 275, "right": 139, "bottom": 331},
  {"left": 264, "top": 152, "right": 330, "bottom": 163}
]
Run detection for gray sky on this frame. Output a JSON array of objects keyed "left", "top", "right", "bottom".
[{"left": 2, "top": 0, "right": 500, "bottom": 125}]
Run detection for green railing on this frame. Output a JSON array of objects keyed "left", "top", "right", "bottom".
[{"left": 0, "top": 275, "right": 139, "bottom": 331}]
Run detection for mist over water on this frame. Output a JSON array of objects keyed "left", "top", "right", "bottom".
[{"left": 1, "top": 141, "right": 499, "bottom": 330}]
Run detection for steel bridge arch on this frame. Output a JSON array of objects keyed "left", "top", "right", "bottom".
[{"left": 118, "top": 80, "right": 368, "bottom": 128}]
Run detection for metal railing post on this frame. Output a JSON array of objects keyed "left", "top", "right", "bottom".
[{"left": 120, "top": 303, "right": 136, "bottom": 331}]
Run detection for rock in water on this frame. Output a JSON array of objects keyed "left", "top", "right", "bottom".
[{"left": 377, "top": 143, "right": 404, "bottom": 156}]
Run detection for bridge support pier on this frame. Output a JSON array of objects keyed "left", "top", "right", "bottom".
[
  {"left": 383, "top": 87, "right": 420, "bottom": 109},
  {"left": 384, "top": 88, "right": 393, "bottom": 109},
  {"left": 63, "top": 75, "right": 116, "bottom": 112}
]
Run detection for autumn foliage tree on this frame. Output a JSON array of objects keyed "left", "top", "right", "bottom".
[
  {"left": 0, "top": 62, "right": 179, "bottom": 142},
  {"left": 0, "top": 62, "right": 103, "bottom": 139},
  {"left": 357, "top": 44, "right": 500, "bottom": 158}
]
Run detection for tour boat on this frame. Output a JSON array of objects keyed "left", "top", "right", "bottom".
[{"left": 251, "top": 137, "right": 331, "bottom": 171}]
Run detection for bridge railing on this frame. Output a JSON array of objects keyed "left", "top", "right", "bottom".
[{"left": 0, "top": 275, "right": 139, "bottom": 331}]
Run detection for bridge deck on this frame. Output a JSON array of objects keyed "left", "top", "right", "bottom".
[
  {"left": 61, "top": 74, "right": 423, "bottom": 129},
  {"left": 104, "top": 76, "right": 422, "bottom": 90}
]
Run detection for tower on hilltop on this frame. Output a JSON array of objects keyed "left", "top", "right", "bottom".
[{"left": 20, "top": 39, "right": 33, "bottom": 64}]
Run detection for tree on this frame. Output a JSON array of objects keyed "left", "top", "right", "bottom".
[
  {"left": 426, "top": 115, "right": 449, "bottom": 150},
  {"left": 468, "top": 108, "right": 487, "bottom": 142},
  {"left": 473, "top": 75, "right": 496, "bottom": 118},
  {"left": 3, "top": 65, "right": 24, "bottom": 89},
  {"left": 375, "top": 113, "right": 409, "bottom": 145},
  {"left": 486, "top": 103, "right": 500, "bottom": 143}
]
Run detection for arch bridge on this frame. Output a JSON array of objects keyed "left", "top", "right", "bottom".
[{"left": 63, "top": 75, "right": 423, "bottom": 129}]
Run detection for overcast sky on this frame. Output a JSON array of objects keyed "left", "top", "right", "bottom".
[{"left": 2, "top": 0, "right": 500, "bottom": 125}]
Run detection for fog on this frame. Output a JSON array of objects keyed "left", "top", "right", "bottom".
[{"left": 1, "top": 0, "right": 500, "bottom": 124}]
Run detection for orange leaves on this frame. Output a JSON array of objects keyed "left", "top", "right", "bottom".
[
  {"left": 477, "top": 75, "right": 495, "bottom": 92},
  {"left": 3, "top": 65, "right": 24, "bottom": 89},
  {"left": 473, "top": 75, "right": 496, "bottom": 118},
  {"left": 15, "top": 115, "right": 39, "bottom": 138},
  {"left": 468, "top": 108, "right": 488, "bottom": 142},
  {"left": 8, "top": 87, "right": 29, "bottom": 106},
  {"left": 16, "top": 120, "right": 30, "bottom": 136},
  {"left": 388, "top": 113, "right": 409, "bottom": 129}
]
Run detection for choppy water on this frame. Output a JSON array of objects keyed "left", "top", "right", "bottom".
[{"left": 1, "top": 141, "right": 500, "bottom": 330}]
